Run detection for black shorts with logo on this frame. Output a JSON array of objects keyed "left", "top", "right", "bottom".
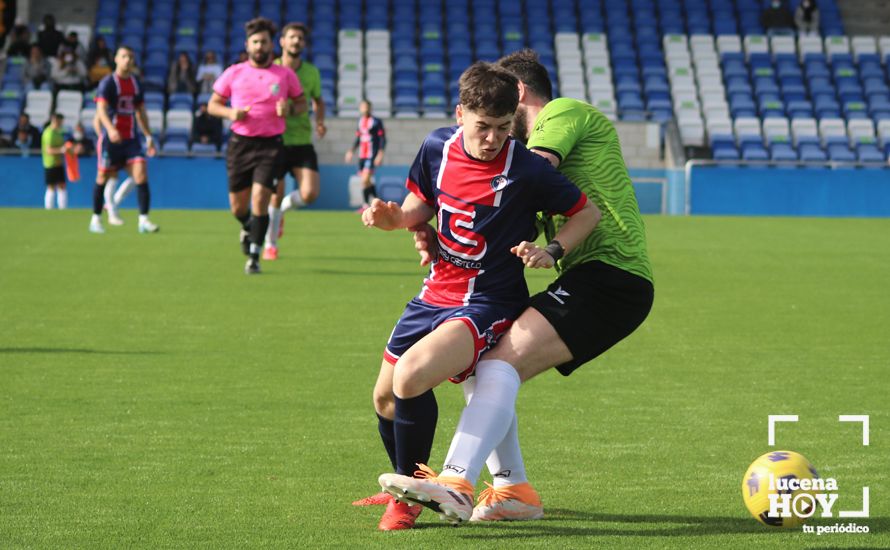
[
  {"left": 528, "top": 260, "right": 654, "bottom": 376},
  {"left": 226, "top": 133, "right": 283, "bottom": 192},
  {"left": 45, "top": 165, "right": 65, "bottom": 185},
  {"left": 277, "top": 144, "right": 319, "bottom": 178}
]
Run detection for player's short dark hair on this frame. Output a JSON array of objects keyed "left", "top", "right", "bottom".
[
  {"left": 51, "top": 112, "right": 64, "bottom": 121},
  {"left": 116, "top": 44, "right": 136, "bottom": 55},
  {"left": 497, "top": 49, "right": 553, "bottom": 102},
  {"left": 282, "top": 22, "right": 310, "bottom": 37},
  {"left": 245, "top": 17, "right": 277, "bottom": 40},
  {"left": 458, "top": 62, "right": 519, "bottom": 118}
]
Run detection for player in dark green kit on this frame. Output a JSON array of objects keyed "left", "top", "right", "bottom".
[
  {"left": 382, "top": 50, "right": 654, "bottom": 524},
  {"left": 263, "top": 22, "right": 326, "bottom": 260}
]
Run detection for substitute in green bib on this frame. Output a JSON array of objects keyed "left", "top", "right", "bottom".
[
  {"left": 264, "top": 21, "right": 327, "bottom": 261},
  {"left": 41, "top": 112, "right": 69, "bottom": 210}
]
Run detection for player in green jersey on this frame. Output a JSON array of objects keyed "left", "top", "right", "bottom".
[
  {"left": 380, "top": 50, "right": 655, "bottom": 524},
  {"left": 263, "top": 22, "right": 326, "bottom": 261},
  {"left": 41, "top": 113, "right": 68, "bottom": 209}
]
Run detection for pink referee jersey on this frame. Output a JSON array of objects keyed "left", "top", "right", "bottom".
[{"left": 212, "top": 62, "right": 303, "bottom": 137}]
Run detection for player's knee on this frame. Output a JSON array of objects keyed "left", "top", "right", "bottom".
[
  {"left": 373, "top": 388, "right": 394, "bottom": 417},
  {"left": 391, "top": 359, "right": 430, "bottom": 398},
  {"left": 302, "top": 188, "right": 319, "bottom": 204}
]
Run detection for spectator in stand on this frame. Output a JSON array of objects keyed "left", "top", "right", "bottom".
[
  {"left": 795, "top": 0, "right": 820, "bottom": 36},
  {"left": 71, "top": 122, "right": 95, "bottom": 156},
  {"left": 12, "top": 113, "right": 41, "bottom": 149},
  {"left": 37, "top": 14, "right": 65, "bottom": 59},
  {"left": 24, "top": 44, "right": 51, "bottom": 89},
  {"left": 231, "top": 50, "right": 249, "bottom": 66},
  {"left": 6, "top": 22, "right": 32, "bottom": 57},
  {"left": 191, "top": 102, "right": 223, "bottom": 147},
  {"left": 760, "top": 0, "right": 796, "bottom": 36},
  {"left": 167, "top": 52, "right": 198, "bottom": 95},
  {"left": 50, "top": 49, "right": 87, "bottom": 93},
  {"left": 58, "top": 31, "right": 86, "bottom": 59},
  {"left": 0, "top": 130, "right": 9, "bottom": 148},
  {"left": 86, "top": 36, "right": 114, "bottom": 88},
  {"left": 196, "top": 51, "right": 223, "bottom": 94}
]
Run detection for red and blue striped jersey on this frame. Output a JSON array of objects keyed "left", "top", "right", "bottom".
[
  {"left": 407, "top": 126, "right": 588, "bottom": 307},
  {"left": 95, "top": 74, "right": 144, "bottom": 140},
  {"left": 355, "top": 115, "right": 385, "bottom": 159}
]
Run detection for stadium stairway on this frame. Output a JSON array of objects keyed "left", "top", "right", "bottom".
[
  {"left": 837, "top": 0, "right": 890, "bottom": 36},
  {"left": 29, "top": 0, "right": 97, "bottom": 26}
]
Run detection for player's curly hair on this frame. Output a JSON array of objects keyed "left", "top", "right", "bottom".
[
  {"left": 245, "top": 17, "right": 277, "bottom": 39},
  {"left": 497, "top": 49, "right": 553, "bottom": 101},
  {"left": 458, "top": 62, "right": 519, "bottom": 118}
]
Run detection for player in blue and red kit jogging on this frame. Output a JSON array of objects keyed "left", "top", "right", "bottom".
[
  {"left": 345, "top": 100, "right": 385, "bottom": 208},
  {"left": 359, "top": 62, "right": 601, "bottom": 530},
  {"left": 91, "top": 45, "right": 159, "bottom": 234}
]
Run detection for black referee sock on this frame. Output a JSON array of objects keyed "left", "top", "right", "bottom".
[
  {"left": 393, "top": 390, "right": 438, "bottom": 476},
  {"left": 377, "top": 413, "right": 398, "bottom": 470},
  {"left": 362, "top": 185, "right": 377, "bottom": 204},
  {"left": 248, "top": 214, "right": 270, "bottom": 259},
  {"left": 136, "top": 182, "right": 150, "bottom": 215},
  {"left": 235, "top": 213, "right": 251, "bottom": 230},
  {"left": 92, "top": 183, "right": 104, "bottom": 215}
]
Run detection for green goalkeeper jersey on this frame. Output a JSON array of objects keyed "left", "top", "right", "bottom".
[
  {"left": 527, "top": 97, "right": 652, "bottom": 282},
  {"left": 275, "top": 58, "right": 322, "bottom": 146}
]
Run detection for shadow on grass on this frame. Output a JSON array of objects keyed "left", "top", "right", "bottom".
[
  {"left": 449, "top": 509, "right": 889, "bottom": 539},
  {"left": 0, "top": 347, "right": 165, "bottom": 355}
]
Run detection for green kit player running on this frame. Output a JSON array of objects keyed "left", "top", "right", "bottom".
[
  {"left": 264, "top": 22, "right": 327, "bottom": 261},
  {"left": 377, "top": 49, "right": 654, "bottom": 524}
]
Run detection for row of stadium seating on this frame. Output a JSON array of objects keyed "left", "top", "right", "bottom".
[{"left": 4, "top": 0, "right": 890, "bottom": 161}]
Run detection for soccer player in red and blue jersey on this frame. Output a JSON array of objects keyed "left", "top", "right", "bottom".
[
  {"left": 344, "top": 100, "right": 385, "bottom": 208},
  {"left": 91, "top": 45, "right": 159, "bottom": 234},
  {"left": 360, "top": 62, "right": 601, "bottom": 530}
]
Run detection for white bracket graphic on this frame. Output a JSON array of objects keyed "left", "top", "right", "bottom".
[
  {"left": 768, "top": 415, "right": 799, "bottom": 446},
  {"left": 768, "top": 414, "right": 871, "bottom": 519},
  {"left": 839, "top": 415, "right": 870, "bottom": 446},
  {"left": 839, "top": 487, "right": 870, "bottom": 518}
]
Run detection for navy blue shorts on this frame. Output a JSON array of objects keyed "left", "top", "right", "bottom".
[
  {"left": 383, "top": 297, "right": 523, "bottom": 383},
  {"left": 97, "top": 136, "right": 144, "bottom": 174},
  {"left": 357, "top": 158, "right": 374, "bottom": 172}
]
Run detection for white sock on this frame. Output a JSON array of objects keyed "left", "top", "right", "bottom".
[
  {"left": 104, "top": 177, "right": 118, "bottom": 206},
  {"left": 267, "top": 206, "right": 281, "bottom": 247},
  {"left": 281, "top": 190, "right": 305, "bottom": 211},
  {"left": 57, "top": 188, "right": 67, "bottom": 209},
  {"left": 45, "top": 188, "right": 55, "bottom": 209},
  {"left": 91, "top": 214, "right": 101, "bottom": 224},
  {"left": 443, "top": 359, "right": 521, "bottom": 485},
  {"left": 461, "top": 377, "right": 529, "bottom": 487},
  {"left": 114, "top": 177, "right": 135, "bottom": 206},
  {"left": 138, "top": 214, "right": 149, "bottom": 224}
]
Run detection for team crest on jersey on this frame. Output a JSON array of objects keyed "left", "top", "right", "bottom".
[
  {"left": 490, "top": 174, "right": 509, "bottom": 192},
  {"left": 270, "top": 83, "right": 280, "bottom": 95}
]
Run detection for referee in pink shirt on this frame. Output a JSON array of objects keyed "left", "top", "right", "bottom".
[{"left": 209, "top": 17, "right": 306, "bottom": 274}]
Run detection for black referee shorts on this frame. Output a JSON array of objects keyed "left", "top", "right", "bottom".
[
  {"left": 528, "top": 260, "right": 654, "bottom": 376},
  {"left": 226, "top": 133, "right": 283, "bottom": 192},
  {"left": 277, "top": 144, "right": 319, "bottom": 178}
]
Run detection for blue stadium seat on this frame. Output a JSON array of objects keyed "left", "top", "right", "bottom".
[
  {"left": 169, "top": 93, "right": 194, "bottom": 110},
  {"left": 827, "top": 143, "right": 855, "bottom": 162},
  {"left": 798, "top": 143, "right": 827, "bottom": 162},
  {"left": 770, "top": 143, "right": 798, "bottom": 161},
  {"left": 856, "top": 143, "right": 885, "bottom": 163}
]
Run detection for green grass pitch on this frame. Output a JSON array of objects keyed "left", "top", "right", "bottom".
[{"left": 1, "top": 208, "right": 888, "bottom": 549}]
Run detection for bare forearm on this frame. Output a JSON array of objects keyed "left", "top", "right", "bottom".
[
  {"left": 552, "top": 201, "right": 601, "bottom": 253},
  {"left": 207, "top": 100, "right": 231, "bottom": 119},
  {"left": 135, "top": 108, "right": 152, "bottom": 139},
  {"left": 313, "top": 98, "right": 326, "bottom": 125}
]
